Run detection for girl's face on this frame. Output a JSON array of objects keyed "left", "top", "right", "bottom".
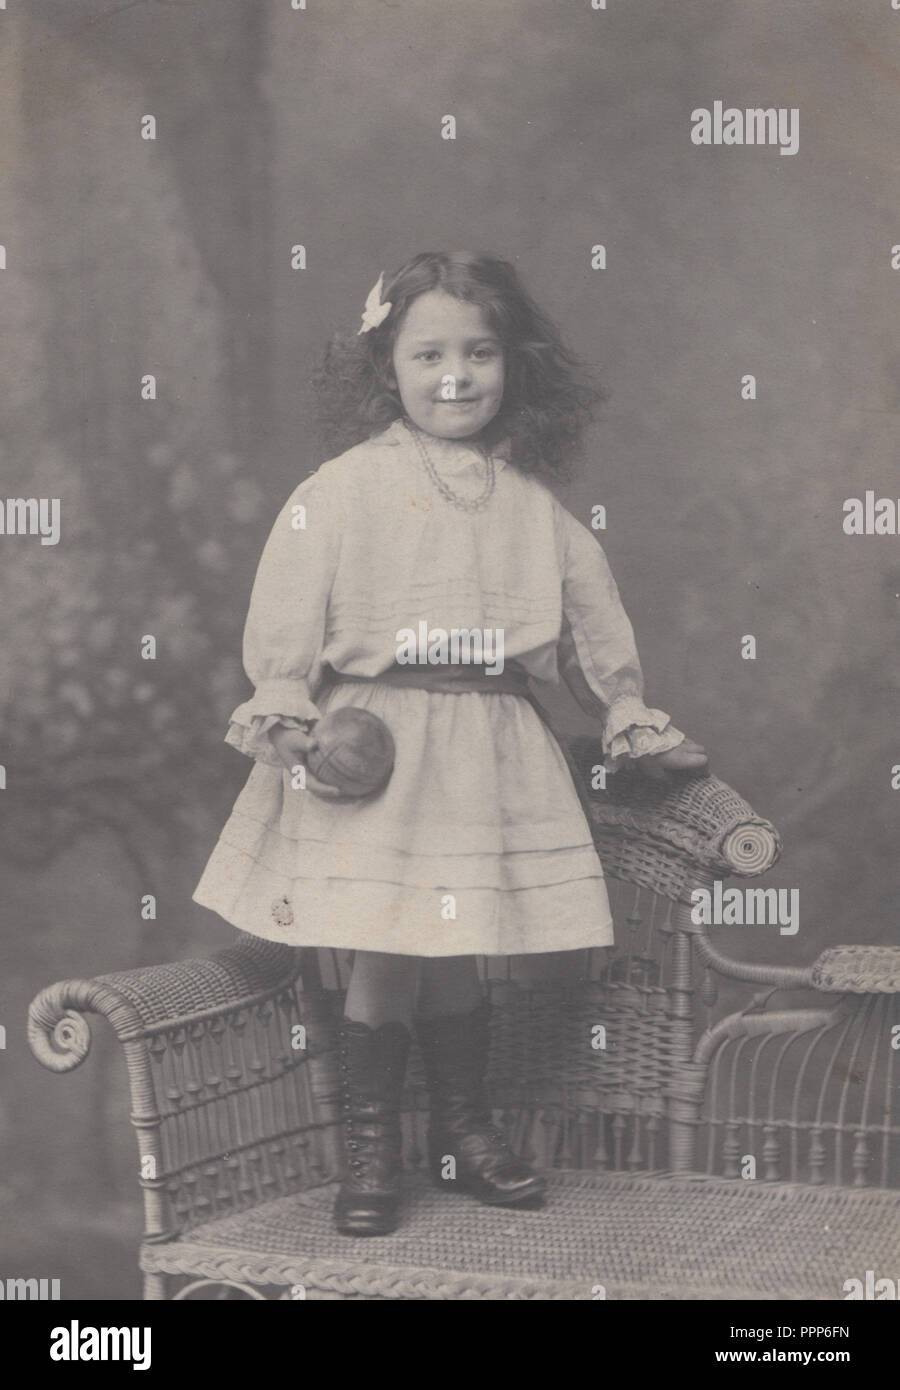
[{"left": 389, "top": 290, "right": 505, "bottom": 440}]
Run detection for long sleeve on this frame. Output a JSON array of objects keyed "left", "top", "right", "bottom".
[
  {"left": 225, "top": 468, "right": 343, "bottom": 766},
  {"left": 555, "top": 502, "right": 685, "bottom": 773}
]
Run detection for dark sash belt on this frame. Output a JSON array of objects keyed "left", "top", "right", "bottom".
[{"left": 327, "top": 660, "right": 533, "bottom": 698}]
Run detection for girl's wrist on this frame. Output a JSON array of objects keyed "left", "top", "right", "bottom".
[{"left": 275, "top": 715, "right": 317, "bottom": 731}]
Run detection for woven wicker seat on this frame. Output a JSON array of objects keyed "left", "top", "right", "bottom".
[
  {"left": 28, "top": 753, "right": 900, "bottom": 1300},
  {"left": 140, "top": 1170, "right": 899, "bottom": 1301}
]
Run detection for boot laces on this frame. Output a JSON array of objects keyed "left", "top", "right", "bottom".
[{"left": 336, "top": 1049, "right": 398, "bottom": 1177}]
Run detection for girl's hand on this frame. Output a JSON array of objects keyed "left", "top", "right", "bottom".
[
  {"left": 636, "top": 737, "right": 709, "bottom": 782},
  {"left": 268, "top": 720, "right": 347, "bottom": 801}
]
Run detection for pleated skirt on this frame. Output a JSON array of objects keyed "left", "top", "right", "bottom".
[{"left": 192, "top": 679, "right": 615, "bottom": 957}]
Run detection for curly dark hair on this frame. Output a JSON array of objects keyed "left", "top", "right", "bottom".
[{"left": 309, "top": 251, "right": 606, "bottom": 483}]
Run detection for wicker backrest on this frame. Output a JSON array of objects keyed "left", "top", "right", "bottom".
[
  {"left": 306, "top": 875, "right": 693, "bottom": 1176},
  {"left": 480, "top": 884, "right": 687, "bottom": 1173}
]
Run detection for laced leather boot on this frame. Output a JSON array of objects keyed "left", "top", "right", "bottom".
[
  {"left": 415, "top": 999, "right": 545, "bottom": 1208},
  {"left": 333, "top": 1017, "right": 411, "bottom": 1236}
]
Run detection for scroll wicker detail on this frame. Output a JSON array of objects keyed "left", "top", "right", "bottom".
[
  {"left": 566, "top": 740, "right": 782, "bottom": 898},
  {"left": 720, "top": 823, "right": 780, "bottom": 875},
  {"left": 27, "top": 1004, "right": 93, "bottom": 1073}
]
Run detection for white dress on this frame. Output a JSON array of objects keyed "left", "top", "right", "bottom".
[{"left": 192, "top": 419, "right": 684, "bottom": 956}]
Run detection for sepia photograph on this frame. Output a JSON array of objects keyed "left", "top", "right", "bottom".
[{"left": 1, "top": 0, "right": 898, "bottom": 1348}]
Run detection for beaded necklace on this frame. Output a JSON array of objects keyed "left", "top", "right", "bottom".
[{"left": 402, "top": 417, "right": 496, "bottom": 514}]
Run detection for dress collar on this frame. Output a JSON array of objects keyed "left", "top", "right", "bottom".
[{"left": 376, "top": 417, "right": 510, "bottom": 474}]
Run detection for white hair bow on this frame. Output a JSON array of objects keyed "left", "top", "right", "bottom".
[{"left": 357, "top": 271, "right": 392, "bottom": 334}]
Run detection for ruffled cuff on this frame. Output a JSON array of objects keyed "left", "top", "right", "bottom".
[
  {"left": 602, "top": 695, "right": 685, "bottom": 773},
  {"left": 225, "top": 678, "right": 322, "bottom": 766}
]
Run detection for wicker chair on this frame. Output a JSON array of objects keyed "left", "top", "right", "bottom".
[{"left": 28, "top": 737, "right": 900, "bottom": 1300}]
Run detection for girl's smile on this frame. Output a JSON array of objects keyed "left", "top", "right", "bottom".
[{"left": 390, "top": 291, "right": 505, "bottom": 441}]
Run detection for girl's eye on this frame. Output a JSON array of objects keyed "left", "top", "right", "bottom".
[{"left": 413, "top": 348, "right": 498, "bottom": 363}]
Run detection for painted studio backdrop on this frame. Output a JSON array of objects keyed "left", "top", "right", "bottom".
[{"left": 1, "top": 0, "right": 898, "bottom": 1297}]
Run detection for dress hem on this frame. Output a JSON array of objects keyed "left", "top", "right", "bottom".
[{"left": 192, "top": 883, "right": 616, "bottom": 958}]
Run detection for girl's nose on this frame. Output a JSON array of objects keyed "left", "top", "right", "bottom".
[{"left": 449, "top": 361, "right": 473, "bottom": 388}]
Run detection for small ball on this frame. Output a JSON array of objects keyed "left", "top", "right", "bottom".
[{"left": 306, "top": 707, "right": 395, "bottom": 798}]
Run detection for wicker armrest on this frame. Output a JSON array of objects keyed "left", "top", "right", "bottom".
[
  {"left": 809, "top": 946, "right": 900, "bottom": 994},
  {"left": 27, "top": 935, "right": 301, "bottom": 1073},
  {"left": 566, "top": 736, "right": 782, "bottom": 880}
]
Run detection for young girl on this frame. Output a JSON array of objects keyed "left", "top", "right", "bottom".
[{"left": 193, "top": 251, "right": 707, "bottom": 1237}]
